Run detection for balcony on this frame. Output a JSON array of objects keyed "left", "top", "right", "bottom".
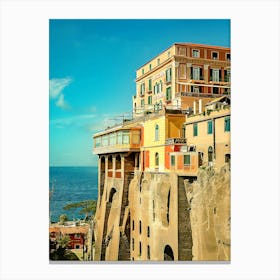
[
  {"left": 93, "top": 128, "right": 141, "bottom": 155},
  {"left": 165, "top": 138, "right": 187, "bottom": 145}
]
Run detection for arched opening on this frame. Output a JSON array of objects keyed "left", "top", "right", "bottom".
[
  {"left": 108, "top": 188, "right": 117, "bottom": 203},
  {"left": 100, "top": 156, "right": 105, "bottom": 172},
  {"left": 208, "top": 146, "right": 213, "bottom": 164},
  {"left": 164, "top": 245, "right": 174, "bottom": 261},
  {"left": 108, "top": 155, "right": 113, "bottom": 170},
  {"left": 115, "top": 154, "right": 121, "bottom": 170}
]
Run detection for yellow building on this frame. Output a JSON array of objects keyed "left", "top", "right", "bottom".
[{"left": 184, "top": 96, "right": 231, "bottom": 170}]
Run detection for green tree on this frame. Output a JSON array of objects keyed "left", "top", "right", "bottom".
[
  {"left": 59, "top": 214, "right": 68, "bottom": 225},
  {"left": 63, "top": 200, "right": 97, "bottom": 221}
]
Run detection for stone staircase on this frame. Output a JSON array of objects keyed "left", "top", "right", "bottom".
[
  {"left": 100, "top": 202, "right": 111, "bottom": 260},
  {"left": 119, "top": 172, "right": 134, "bottom": 227},
  {"left": 177, "top": 176, "right": 193, "bottom": 260},
  {"left": 118, "top": 232, "right": 131, "bottom": 261}
]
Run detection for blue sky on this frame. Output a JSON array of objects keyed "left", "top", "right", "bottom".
[{"left": 49, "top": 19, "right": 230, "bottom": 166}]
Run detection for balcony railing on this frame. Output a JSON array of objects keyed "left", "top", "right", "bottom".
[
  {"left": 175, "top": 92, "right": 227, "bottom": 98},
  {"left": 165, "top": 138, "right": 187, "bottom": 145}
]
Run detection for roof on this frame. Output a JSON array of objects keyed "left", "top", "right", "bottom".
[
  {"left": 136, "top": 42, "right": 230, "bottom": 70},
  {"left": 49, "top": 224, "right": 89, "bottom": 235}
]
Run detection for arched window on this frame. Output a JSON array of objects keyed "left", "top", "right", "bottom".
[
  {"left": 155, "top": 152, "right": 159, "bottom": 167},
  {"left": 155, "top": 124, "right": 159, "bottom": 141}
]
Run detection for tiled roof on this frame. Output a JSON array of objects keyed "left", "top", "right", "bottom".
[{"left": 49, "top": 224, "right": 89, "bottom": 235}]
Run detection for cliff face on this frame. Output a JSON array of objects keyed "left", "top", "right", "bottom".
[
  {"left": 185, "top": 165, "right": 231, "bottom": 261},
  {"left": 93, "top": 164, "right": 230, "bottom": 261}
]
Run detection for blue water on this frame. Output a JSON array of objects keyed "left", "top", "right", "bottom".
[{"left": 49, "top": 166, "right": 98, "bottom": 223}]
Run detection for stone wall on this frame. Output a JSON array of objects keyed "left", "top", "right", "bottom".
[{"left": 185, "top": 165, "right": 231, "bottom": 261}]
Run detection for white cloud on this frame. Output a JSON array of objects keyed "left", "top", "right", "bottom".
[
  {"left": 49, "top": 77, "right": 72, "bottom": 109},
  {"left": 55, "top": 93, "right": 70, "bottom": 109},
  {"left": 49, "top": 78, "right": 72, "bottom": 99}
]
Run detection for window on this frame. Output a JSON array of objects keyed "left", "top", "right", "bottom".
[
  {"left": 226, "top": 53, "right": 231, "bottom": 61},
  {"left": 224, "top": 117, "right": 230, "bottom": 132},
  {"left": 102, "top": 135, "right": 108, "bottom": 146},
  {"left": 132, "top": 238, "right": 134, "bottom": 250},
  {"left": 166, "top": 68, "right": 172, "bottom": 83},
  {"left": 122, "top": 131, "right": 130, "bottom": 144},
  {"left": 166, "top": 87, "right": 172, "bottom": 101},
  {"left": 225, "top": 69, "right": 231, "bottom": 82},
  {"left": 95, "top": 137, "right": 101, "bottom": 148},
  {"left": 141, "top": 99, "right": 144, "bottom": 108},
  {"left": 139, "top": 221, "right": 142, "bottom": 234},
  {"left": 212, "top": 52, "right": 218, "bottom": 60},
  {"left": 149, "top": 64, "right": 152, "bottom": 70},
  {"left": 213, "top": 87, "right": 219, "bottom": 94},
  {"left": 171, "top": 155, "right": 175, "bottom": 166},
  {"left": 155, "top": 152, "right": 159, "bottom": 167},
  {"left": 75, "top": 245, "right": 80, "bottom": 249},
  {"left": 132, "top": 220, "right": 134, "bottom": 231},
  {"left": 140, "top": 83, "right": 145, "bottom": 95},
  {"left": 142, "top": 68, "right": 144, "bottom": 74},
  {"left": 192, "top": 49, "right": 200, "bottom": 57},
  {"left": 147, "top": 245, "right": 151, "bottom": 260},
  {"left": 159, "top": 80, "right": 163, "bottom": 93},
  {"left": 184, "top": 155, "right": 190, "bottom": 165},
  {"left": 168, "top": 51, "right": 171, "bottom": 57},
  {"left": 157, "top": 58, "right": 160, "bottom": 66},
  {"left": 139, "top": 242, "right": 142, "bottom": 256},
  {"left": 117, "top": 132, "right": 122, "bottom": 144},
  {"left": 148, "top": 96, "right": 152, "bottom": 105},
  {"left": 148, "top": 79, "right": 152, "bottom": 91},
  {"left": 212, "top": 69, "right": 220, "bottom": 82},
  {"left": 192, "top": 67, "right": 200, "bottom": 80},
  {"left": 207, "top": 120, "right": 213, "bottom": 134},
  {"left": 155, "top": 124, "right": 159, "bottom": 141},
  {"left": 193, "top": 123, "right": 198, "bottom": 136},
  {"left": 147, "top": 226, "right": 150, "bottom": 237},
  {"left": 109, "top": 133, "right": 116, "bottom": 145}
]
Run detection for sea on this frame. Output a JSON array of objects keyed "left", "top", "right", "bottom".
[{"left": 49, "top": 166, "right": 98, "bottom": 223}]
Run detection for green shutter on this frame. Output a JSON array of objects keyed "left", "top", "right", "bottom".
[
  {"left": 171, "top": 155, "right": 175, "bottom": 166},
  {"left": 208, "top": 121, "right": 213, "bottom": 134},
  {"left": 225, "top": 117, "right": 230, "bottom": 132},
  {"left": 149, "top": 79, "right": 152, "bottom": 91},
  {"left": 193, "top": 123, "right": 198, "bottom": 136},
  {"left": 184, "top": 155, "right": 190, "bottom": 165}
]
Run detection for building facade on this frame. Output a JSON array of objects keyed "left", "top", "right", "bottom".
[
  {"left": 92, "top": 43, "right": 231, "bottom": 261},
  {"left": 133, "top": 43, "right": 230, "bottom": 117}
]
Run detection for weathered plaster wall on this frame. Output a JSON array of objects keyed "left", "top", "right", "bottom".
[{"left": 185, "top": 165, "right": 231, "bottom": 261}]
